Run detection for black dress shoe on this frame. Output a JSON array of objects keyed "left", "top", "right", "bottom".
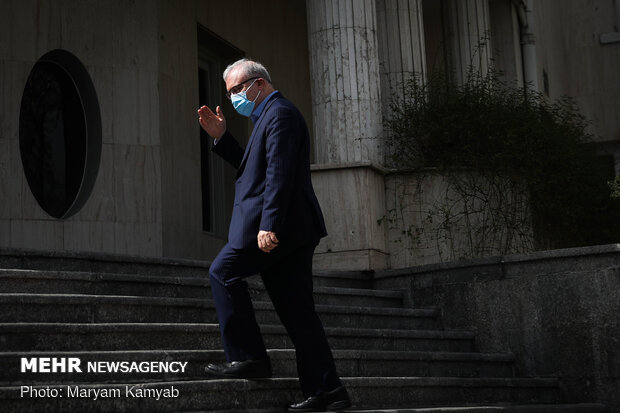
[
  {"left": 205, "top": 357, "right": 272, "bottom": 379},
  {"left": 288, "top": 386, "right": 351, "bottom": 412}
]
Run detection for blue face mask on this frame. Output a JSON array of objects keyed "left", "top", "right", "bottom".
[{"left": 231, "top": 79, "right": 260, "bottom": 117}]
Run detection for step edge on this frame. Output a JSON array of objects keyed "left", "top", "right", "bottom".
[
  {"left": 0, "top": 323, "right": 476, "bottom": 338},
  {"left": 0, "top": 349, "right": 515, "bottom": 361},
  {"left": 0, "top": 294, "right": 437, "bottom": 316}
]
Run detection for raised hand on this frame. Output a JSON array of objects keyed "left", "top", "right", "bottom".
[{"left": 198, "top": 105, "right": 226, "bottom": 140}]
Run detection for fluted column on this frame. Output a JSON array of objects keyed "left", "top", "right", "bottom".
[
  {"left": 307, "top": 0, "right": 384, "bottom": 165},
  {"left": 443, "top": 0, "right": 492, "bottom": 84},
  {"left": 307, "top": 0, "right": 389, "bottom": 271},
  {"left": 376, "top": 0, "right": 427, "bottom": 104},
  {"left": 376, "top": 0, "right": 426, "bottom": 167}
]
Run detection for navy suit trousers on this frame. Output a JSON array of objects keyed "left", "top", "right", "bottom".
[{"left": 208, "top": 241, "right": 342, "bottom": 397}]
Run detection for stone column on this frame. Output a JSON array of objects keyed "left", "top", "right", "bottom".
[
  {"left": 376, "top": 0, "right": 427, "bottom": 168},
  {"left": 376, "top": 0, "right": 427, "bottom": 104},
  {"left": 306, "top": 0, "right": 388, "bottom": 271},
  {"left": 443, "top": 0, "right": 492, "bottom": 84},
  {"left": 306, "top": 0, "right": 384, "bottom": 164}
]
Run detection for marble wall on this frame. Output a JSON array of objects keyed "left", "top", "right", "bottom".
[
  {"left": 0, "top": 0, "right": 312, "bottom": 261},
  {"left": 534, "top": 0, "right": 620, "bottom": 161},
  {"left": 0, "top": 0, "right": 163, "bottom": 256}
]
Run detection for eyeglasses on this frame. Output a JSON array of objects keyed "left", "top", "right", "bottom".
[{"left": 226, "top": 77, "right": 259, "bottom": 100}]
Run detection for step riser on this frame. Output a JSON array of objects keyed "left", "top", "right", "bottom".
[
  {"left": 0, "top": 380, "right": 560, "bottom": 412},
  {"left": 291, "top": 292, "right": 403, "bottom": 308},
  {"left": 0, "top": 278, "right": 210, "bottom": 300},
  {"left": 0, "top": 303, "right": 437, "bottom": 330},
  {"left": 0, "top": 279, "right": 402, "bottom": 308},
  {"left": 348, "top": 385, "right": 560, "bottom": 409},
  {"left": 0, "top": 257, "right": 208, "bottom": 278},
  {"left": 0, "top": 275, "right": 371, "bottom": 292},
  {"left": 0, "top": 303, "right": 213, "bottom": 324},
  {"left": 310, "top": 276, "right": 372, "bottom": 289},
  {"left": 0, "top": 267, "right": 373, "bottom": 290},
  {"left": 0, "top": 331, "right": 474, "bottom": 352},
  {"left": 317, "top": 313, "right": 437, "bottom": 330},
  {"left": 346, "top": 407, "right": 608, "bottom": 413}
]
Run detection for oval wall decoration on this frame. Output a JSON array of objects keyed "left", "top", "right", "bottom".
[{"left": 19, "top": 49, "right": 102, "bottom": 219}]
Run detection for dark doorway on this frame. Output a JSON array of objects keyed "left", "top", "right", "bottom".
[{"left": 197, "top": 25, "right": 245, "bottom": 236}]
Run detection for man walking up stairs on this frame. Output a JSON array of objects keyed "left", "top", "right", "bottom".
[{"left": 0, "top": 250, "right": 608, "bottom": 412}]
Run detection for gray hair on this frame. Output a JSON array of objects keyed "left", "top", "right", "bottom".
[{"left": 223, "top": 58, "right": 272, "bottom": 84}]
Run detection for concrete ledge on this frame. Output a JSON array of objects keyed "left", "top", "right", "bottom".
[
  {"left": 311, "top": 161, "right": 390, "bottom": 175},
  {"left": 374, "top": 243, "right": 620, "bottom": 288},
  {"left": 372, "top": 243, "right": 620, "bottom": 412}
]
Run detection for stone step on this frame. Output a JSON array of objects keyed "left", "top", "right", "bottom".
[
  {"left": 0, "top": 293, "right": 435, "bottom": 329},
  {"left": 0, "top": 249, "right": 374, "bottom": 289},
  {"left": 0, "top": 377, "right": 561, "bottom": 412},
  {"left": 0, "top": 250, "right": 210, "bottom": 278},
  {"left": 249, "top": 284, "right": 404, "bottom": 308},
  {"left": 347, "top": 405, "right": 607, "bottom": 413},
  {"left": 0, "top": 251, "right": 597, "bottom": 412},
  {"left": 0, "top": 269, "right": 212, "bottom": 299},
  {"left": 0, "top": 269, "right": 403, "bottom": 308},
  {"left": 0, "top": 323, "right": 476, "bottom": 352},
  {"left": 144, "top": 405, "right": 608, "bottom": 413},
  {"left": 1, "top": 349, "right": 515, "bottom": 384},
  {"left": 312, "top": 270, "right": 375, "bottom": 289}
]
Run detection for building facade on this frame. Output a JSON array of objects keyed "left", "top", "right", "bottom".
[{"left": 1, "top": 0, "right": 619, "bottom": 270}]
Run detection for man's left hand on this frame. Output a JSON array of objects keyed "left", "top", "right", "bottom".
[{"left": 258, "top": 230, "right": 279, "bottom": 253}]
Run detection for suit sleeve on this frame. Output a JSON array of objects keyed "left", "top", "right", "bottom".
[
  {"left": 211, "top": 131, "right": 244, "bottom": 170},
  {"left": 260, "top": 107, "right": 302, "bottom": 234}
]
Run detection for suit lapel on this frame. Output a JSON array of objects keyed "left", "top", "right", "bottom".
[{"left": 236, "top": 93, "right": 281, "bottom": 178}]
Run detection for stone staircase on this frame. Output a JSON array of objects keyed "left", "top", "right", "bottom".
[{"left": 0, "top": 250, "right": 607, "bottom": 412}]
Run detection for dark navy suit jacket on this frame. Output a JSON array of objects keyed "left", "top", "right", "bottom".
[{"left": 212, "top": 92, "right": 327, "bottom": 250}]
